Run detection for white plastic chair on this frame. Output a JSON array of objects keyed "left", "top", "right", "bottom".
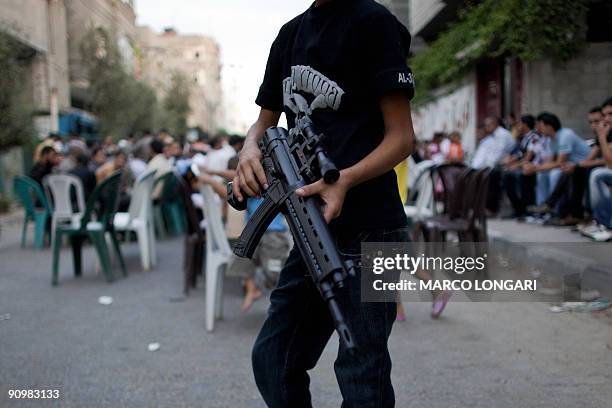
[
  {"left": 199, "top": 184, "right": 234, "bottom": 332},
  {"left": 113, "top": 169, "right": 157, "bottom": 270},
  {"left": 405, "top": 162, "right": 436, "bottom": 222},
  {"left": 44, "top": 174, "right": 86, "bottom": 246}
]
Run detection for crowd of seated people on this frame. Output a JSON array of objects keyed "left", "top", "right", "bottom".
[
  {"left": 28, "top": 128, "right": 291, "bottom": 308},
  {"left": 414, "top": 98, "right": 612, "bottom": 242}
]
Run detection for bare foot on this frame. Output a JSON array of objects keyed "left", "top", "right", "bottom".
[
  {"left": 241, "top": 279, "right": 263, "bottom": 313},
  {"left": 240, "top": 289, "right": 263, "bottom": 313}
]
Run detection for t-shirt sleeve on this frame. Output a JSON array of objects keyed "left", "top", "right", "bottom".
[
  {"left": 360, "top": 11, "right": 415, "bottom": 100},
  {"left": 556, "top": 131, "right": 572, "bottom": 155},
  {"left": 255, "top": 33, "right": 284, "bottom": 111}
]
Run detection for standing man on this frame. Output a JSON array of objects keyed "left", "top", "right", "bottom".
[{"left": 232, "top": 0, "right": 415, "bottom": 406}]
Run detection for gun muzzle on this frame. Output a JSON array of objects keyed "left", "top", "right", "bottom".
[
  {"left": 227, "top": 182, "right": 247, "bottom": 211},
  {"left": 316, "top": 150, "right": 340, "bottom": 184}
]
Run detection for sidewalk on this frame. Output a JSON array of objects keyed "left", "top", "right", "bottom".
[{"left": 488, "top": 219, "right": 612, "bottom": 298}]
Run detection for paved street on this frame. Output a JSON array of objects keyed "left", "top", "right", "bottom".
[{"left": 1, "top": 218, "right": 611, "bottom": 408}]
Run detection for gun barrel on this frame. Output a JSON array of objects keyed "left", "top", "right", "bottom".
[{"left": 326, "top": 294, "right": 357, "bottom": 352}]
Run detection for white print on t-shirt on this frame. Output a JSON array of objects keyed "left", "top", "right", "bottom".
[
  {"left": 398, "top": 72, "right": 414, "bottom": 85},
  {"left": 283, "top": 65, "right": 345, "bottom": 115}
]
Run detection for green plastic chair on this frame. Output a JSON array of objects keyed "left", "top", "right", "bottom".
[
  {"left": 51, "top": 171, "right": 127, "bottom": 285},
  {"left": 13, "top": 176, "right": 52, "bottom": 249},
  {"left": 153, "top": 171, "right": 186, "bottom": 237}
]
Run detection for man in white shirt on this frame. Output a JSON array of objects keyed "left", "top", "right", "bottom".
[
  {"left": 490, "top": 117, "right": 515, "bottom": 156},
  {"left": 472, "top": 117, "right": 514, "bottom": 169},
  {"left": 205, "top": 136, "right": 235, "bottom": 174},
  {"left": 472, "top": 117, "right": 515, "bottom": 213},
  {"left": 472, "top": 134, "right": 501, "bottom": 169}
]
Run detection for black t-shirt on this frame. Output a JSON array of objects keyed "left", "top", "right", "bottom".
[
  {"left": 256, "top": 0, "right": 415, "bottom": 233},
  {"left": 30, "top": 162, "right": 53, "bottom": 186}
]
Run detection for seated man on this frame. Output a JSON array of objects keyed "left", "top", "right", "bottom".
[
  {"left": 502, "top": 115, "right": 539, "bottom": 218},
  {"left": 524, "top": 112, "right": 591, "bottom": 223},
  {"left": 197, "top": 172, "right": 290, "bottom": 312},
  {"left": 147, "top": 138, "right": 173, "bottom": 199},
  {"left": 583, "top": 98, "right": 612, "bottom": 241},
  {"left": 472, "top": 117, "right": 512, "bottom": 170},
  {"left": 30, "top": 145, "right": 58, "bottom": 186},
  {"left": 96, "top": 149, "right": 132, "bottom": 211},
  {"left": 70, "top": 153, "right": 97, "bottom": 198},
  {"left": 473, "top": 116, "right": 514, "bottom": 214},
  {"left": 543, "top": 107, "right": 612, "bottom": 224},
  {"left": 234, "top": 198, "right": 290, "bottom": 312},
  {"left": 95, "top": 149, "right": 127, "bottom": 184}
]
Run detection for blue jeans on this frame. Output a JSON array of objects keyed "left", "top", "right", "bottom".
[
  {"left": 589, "top": 167, "right": 612, "bottom": 228},
  {"left": 536, "top": 168, "right": 562, "bottom": 205},
  {"left": 503, "top": 169, "right": 536, "bottom": 216},
  {"left": 252, "top": 226, "right": 410, "bottom": 408}
]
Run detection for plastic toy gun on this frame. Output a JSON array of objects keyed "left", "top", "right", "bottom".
[{"left": 227, "top": 115, "right": 357, "bottom": 352}]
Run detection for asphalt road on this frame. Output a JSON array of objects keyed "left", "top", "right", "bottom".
[{"left": 1, "top": 220, "right": 611, "bottom": 407}]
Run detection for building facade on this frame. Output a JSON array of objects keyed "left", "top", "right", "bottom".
[
  {"left": 64, "top": 0, "right": 137, "bottom": 109},
  {"left": 0, "top": 0, "right": 71, "bottom": 135},
  {"left": 0, "top": 0, "right": 137, "bottom": 195},
  {"left": 137, "top": 27, "right": 223, "bottom": 134},
  {"left": 0, "top": 0, "right": 138, "bottom": 132}
]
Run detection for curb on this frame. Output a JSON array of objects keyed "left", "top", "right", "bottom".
[{"left": 489, "top": 229, "right": 612, "bottom": 299}]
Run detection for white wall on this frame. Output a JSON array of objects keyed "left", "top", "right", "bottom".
[{"left": 412, "top": 73, "right": 478, "bottom": 154}]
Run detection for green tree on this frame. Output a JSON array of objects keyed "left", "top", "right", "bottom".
[
  {"left": 410, "top": 0, "right": 588, "bottom": 104},
  {"left": 162, "top": 72, "right": 191, "bottom": 137},
  {"left": 80, "top": 27, "right": 159, "bottom": 138},
  {"left": 0, "top": 31, "right": 35, "bottom": 152}
]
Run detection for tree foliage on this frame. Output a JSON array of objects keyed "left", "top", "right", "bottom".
[
  {"left": 0, "top": 31, "right": 35, "bottom": 152},
  {"left": 80, "top": 27, "right": 158, "bottom": 138},
  {"left": 411, "top": 0, "right": 588, "bottom": 104},
  {"left": 162, "top": 72, "right": 191, "bottom": 137}
]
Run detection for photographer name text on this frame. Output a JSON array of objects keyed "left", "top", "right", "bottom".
[{"left": 372, "top": 279, "right": 537, "bottom": 292}]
